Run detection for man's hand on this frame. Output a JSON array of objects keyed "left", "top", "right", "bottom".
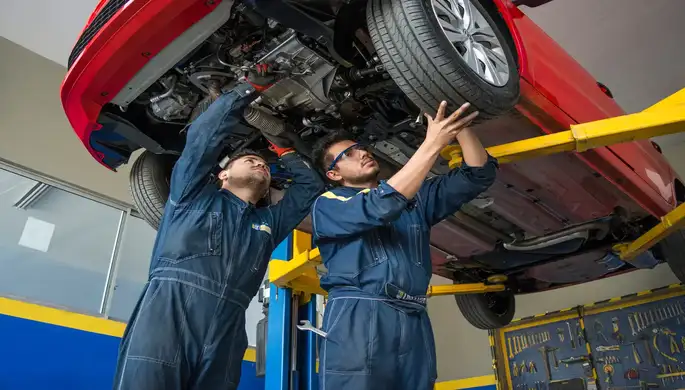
[
  {"left": 423, "top": 101, "right": 479, "bottom": 151},
  {"left": 245, "top": 64, "right": 282, "bottom": 91}
]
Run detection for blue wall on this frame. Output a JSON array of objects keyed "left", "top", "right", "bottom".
[{"left": 0, "top": 313, "right": 264, "bottom": 390}]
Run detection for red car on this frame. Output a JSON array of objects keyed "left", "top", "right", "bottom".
[{"left": 62, "top": 0, "right": 685, "bottom": 329}]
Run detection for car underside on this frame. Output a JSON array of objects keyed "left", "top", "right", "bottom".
[{"left": 62, "top": 0, "right": 684, "bottom": 328}]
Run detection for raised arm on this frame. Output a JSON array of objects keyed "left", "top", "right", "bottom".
[
  {"left": 169, "top": 84, "right": 256, "bottom": 206},
  {"left": 312, "top": 101, "right": 479, "bottom": 238},
  {"left": 418, "top": 128, "right": 498, "bottom": 226},
  {"left": 270, "top": 152, "right": 325, "bottom": 243},
  {"left": 312, "top": 181, "right": 409, "bottom": 239}
]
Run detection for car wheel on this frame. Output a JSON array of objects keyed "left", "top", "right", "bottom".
[
  {"left": 455, "top": 289, "right": 516, "bottom": 329},
  {"left": 659, "top": 229, "right": 685, "bottom": 283},
  {"left": 367, "top": 0, "right": 519, "bottom": 119},
  {"left": 129, "top": 151, "right": 175, "bottom": 230}
]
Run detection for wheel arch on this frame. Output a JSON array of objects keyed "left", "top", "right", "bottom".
[
  {"left": 675, "top": 178, "right": 685, "bottom": 203},
  {"left": 487, "top": 0, "right": 530, "bottom": 77}
]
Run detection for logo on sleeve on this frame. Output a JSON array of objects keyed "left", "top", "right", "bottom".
[{"left": 252, "top": 223, "right": 272, "bottom": 235}]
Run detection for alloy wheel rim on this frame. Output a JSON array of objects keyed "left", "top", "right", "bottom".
[{"left": 431, "top": 0, "right": 510, "bottom": 86}]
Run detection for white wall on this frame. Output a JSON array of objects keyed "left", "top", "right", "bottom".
[
  {"left": 0, "top": 0, "right": 99, "bottom": 67},
  {"left": 0, "top": 37, "right": 133, "bottom": 204}
]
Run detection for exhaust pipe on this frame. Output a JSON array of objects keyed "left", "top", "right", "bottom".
[{"left": 503, "top": 219, "right": 611, "bottom": 252}]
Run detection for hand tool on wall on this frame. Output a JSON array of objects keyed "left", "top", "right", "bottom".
[
  {"left": 653, "top": 329, "right": 679, "bottom": 362},
  {"left": 523, "top": 334, "right": 529, "bottom": 349},
  {"left": 594, "top": 320, "right": 610, "bottom": 343},
  {"left": 557, "top": 328, "right": 565, "bottom": 343},
  {"left": 665, "top": 329, "right": 681, "bottom": 354},
  {"left": 633, "top": 313, "right": 644, "bottom": 333},
  {"left": 559, "top": 355, "right": 589, "bottom": 365},
  {"left": 515, "top": 336, "right": 521, "bottom": 355},
  {"left": 539, "top": 346, "right": 552, "bottom": 381},
  {"left": 528, "top": 361, "right": 537, "bottom": 373},
  {"left": 550, "top": 347, "right": 559, "bottom": 369},
  {"left": 596, "top": 345, "right": 621, "bottom": 352},
  {"left": 639, "top": 312, "right": 649, "bottom": 329},
  {"left": 629, "top": 314, "right": 638, "bottom": 337},
  {"left": 623, "top": 368, "right": 639, "bottom": 380},
  {"left": 576, "top": 323, "right": 585, "bottom": 346},
  {"left": 512, "top": 361, "right": 519, "bottom": 377},
  {"left": 628, "top": 342, "right": 642, "bottom": 364},
  {"left": 508, "top": 337, "right": 515, "bottom": 358},
  {"left": 611, "top": 317, "right": 623, "bottom": 344},
  {"left": 639, "top": 334, "right": 656, "bottom": 366},
  {"left": 648, "top": 309, "right": 655, "bottom": 326},
  {"left": 604, "top": 363, "right": 615, "bottom": 384},
  {"left": 567, "top": 321, "right": 576, "bottom": 349}
]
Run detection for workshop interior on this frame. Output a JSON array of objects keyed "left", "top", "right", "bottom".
[{"left": 1, "top": 0, "right": 685, "bottom": 389}]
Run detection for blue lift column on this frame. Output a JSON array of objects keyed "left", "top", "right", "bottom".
[
  {"left": 265, "top": 234, "right": 293, "bottom": 390},
  {"left": 265, "top": 230, "right": 319, "bottom": 390},
  {"left": 293, "top": 231, "right": 318, "bottom": 390}
]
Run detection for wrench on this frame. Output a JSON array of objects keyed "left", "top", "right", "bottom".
[
  {"left": 596, "top": 345, "right": 621, "bottom": 352},
  {"left": 648, "top": 310, "right": 656, "bottom": 325},
  {"left": 628, "top": 314, "right": 638, "bottom": 336},
  {"left": 633, "top": 313, "right": 643, "bottom": 333},
  {"left": 296, "top": 320, "right": 328, "bottom": 338}
]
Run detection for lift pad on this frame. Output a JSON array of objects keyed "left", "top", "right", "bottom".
[{"left": 270, "top": 87, "right": 685, "bottom": 297}]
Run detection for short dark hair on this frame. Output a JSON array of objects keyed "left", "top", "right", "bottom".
[
  {"left": 225, "top": 149, "right": 266, "bottom": 168},
  {"left": 311, "top": 130, "right": 355, "bottom": 172}
]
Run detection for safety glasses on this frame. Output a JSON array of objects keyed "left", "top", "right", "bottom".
[{"left": 327, "top": 143, "right": 371, "bottom": 171}]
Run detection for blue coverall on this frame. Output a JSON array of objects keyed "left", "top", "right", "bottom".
[
  {"left": 113, "top": 84, "right": 325, "bottom": 390},
  {"left": 312, "top": 157, "right": 498, "bottom": 390}
]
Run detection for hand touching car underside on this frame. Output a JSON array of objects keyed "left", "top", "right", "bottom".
[{"left": 424, "top": 101, "right": 488, "bottom": 167}]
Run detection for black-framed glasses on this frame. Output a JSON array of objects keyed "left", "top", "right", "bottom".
[{"left": 327, "top": 143, "right": 371, "bottom": 171}]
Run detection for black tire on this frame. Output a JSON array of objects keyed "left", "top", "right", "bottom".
[
  {"left": 660, "top": 229, "right": 685, "bottom": 283},
  {"left": 455, "top": 290, "right": 516, "bottom": 329},
  {"left": 367, "top": 0, "right": 519, "bottom": 119},
  {"left": 129, "top": 151, "right": 175, "bottom": 230}
]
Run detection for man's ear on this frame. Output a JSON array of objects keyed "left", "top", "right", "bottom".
[
  {"left": 218, "top": 169, "right": 229, "bottom": 181},
  {"left": 325, "top": 170, "right": 341, "bottom": 182}
]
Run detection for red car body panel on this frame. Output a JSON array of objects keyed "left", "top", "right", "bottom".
[
  {"left": 61, "top": 0, "right": 680, "bottom": 271},
  {"left": 61, "top": 0, "right": 220, "bottom": 168}
]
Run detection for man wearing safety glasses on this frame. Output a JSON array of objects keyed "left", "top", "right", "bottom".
[{"left": 310, "top": 101, "right": 498, "bottom": 390}]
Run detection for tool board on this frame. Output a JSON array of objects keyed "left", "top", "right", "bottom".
[{"left": 490, "top": 284, "right": 685, "bottom": 390}]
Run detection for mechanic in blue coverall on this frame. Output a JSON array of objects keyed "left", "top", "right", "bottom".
[
  {"left": 113, "top": 69, "right": 324, "bottom": 390},
  {"left": 310, "top": 101, "right": 497, "bottom": 390}
]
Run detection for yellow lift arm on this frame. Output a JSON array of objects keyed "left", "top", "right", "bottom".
[{"left": 269, "top": 88, "right": 685, "bottom": 297}]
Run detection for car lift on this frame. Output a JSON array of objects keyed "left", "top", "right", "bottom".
[{"left": 261, "top": 88, "right": 685, "bottom": 390}]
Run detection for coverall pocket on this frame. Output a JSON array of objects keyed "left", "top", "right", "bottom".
[
  {"left": 409, "top": 224, "right": 429, "bottom": 271},
  {"left": 321, "top": 299, "right": 377, "bottom": 374},
  {"left": 125, "top": 279, "right": 195, "bottom": 367},
  {"left": 158, "top": 210, "right": 223, "bottom": 264}
]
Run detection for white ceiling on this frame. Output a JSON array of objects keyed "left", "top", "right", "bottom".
[{"left": 0, "top": 0, "right": 100, "bottom": 67}]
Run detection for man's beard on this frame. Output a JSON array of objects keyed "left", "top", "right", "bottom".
[
  {"left": 231, "top": 173, "right": 270, "bottom": 198},
  {"left": 345, "top": 166, "right": 380, "bottom": 186}
]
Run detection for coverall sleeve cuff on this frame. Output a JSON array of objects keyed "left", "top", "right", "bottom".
[
  {"left": 459, "top": 153, "right": 499, "bottom": 180},
  {"left": 279, "top": 152, "right": 302, "bottom": 164},
  {"left": 377, "top": 180, "right": 409, "bottom": 203}
]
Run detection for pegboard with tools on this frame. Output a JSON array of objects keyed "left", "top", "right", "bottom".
[{"left": 492, "top": 284, "right": 685, "bottom": 390}]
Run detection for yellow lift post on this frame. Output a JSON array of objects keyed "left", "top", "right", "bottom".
[{"left": 269, "top": 87, "right": 685, "bottom": 297}]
